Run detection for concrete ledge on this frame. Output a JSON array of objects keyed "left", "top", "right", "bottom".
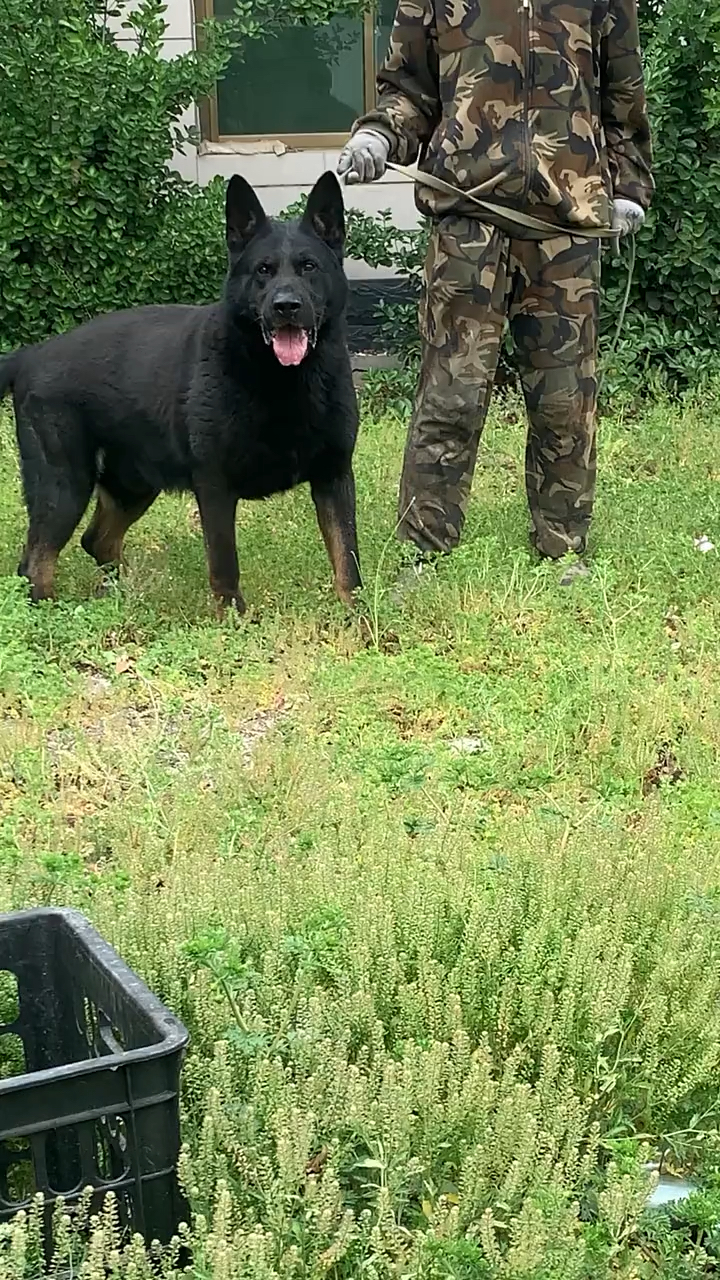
[
  {"left": 351, "top": 352, "right": 398, "bottom": 371},
  {"left": 351, "top": 352, "right": 401, "bottom": 393}
]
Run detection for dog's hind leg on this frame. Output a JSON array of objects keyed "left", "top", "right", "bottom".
[
  {"left": 16, "top": 404, "right": 96, "bottom": 601},
  {"left": 20, "top": 481, "right": 95, "bottom": 600},
  {"left": 81, "top": 485, "right": 158, "bottom": 572},
  {"left": 311, "top": 468, "right": 361, "bottom": 607}
]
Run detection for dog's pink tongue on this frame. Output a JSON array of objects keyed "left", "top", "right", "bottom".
[{"left": 272, "top": 328, "right": 309, "bottom": 366}]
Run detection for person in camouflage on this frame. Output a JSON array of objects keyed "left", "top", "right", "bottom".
[{"left": 338, "top": 0, "right": 653, "bottom": 578}]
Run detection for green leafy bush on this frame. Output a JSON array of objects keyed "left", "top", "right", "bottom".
[
  {"left": 0, "top": 0, "right": 234, "bottom": 345},
  {"left": 600, "top": 0, "right": 720, "bottom": 392},
  {"left": 0, "top": 0, "right": 365, "bottom": 350}
]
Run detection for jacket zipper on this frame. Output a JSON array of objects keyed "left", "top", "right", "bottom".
[{"left": 520, "top": 0, "right": 532, "bottom": 201}]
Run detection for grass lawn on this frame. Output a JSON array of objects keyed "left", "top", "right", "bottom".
[{"left": 1, "top": 385, "right": 720, "bottom": 1278}]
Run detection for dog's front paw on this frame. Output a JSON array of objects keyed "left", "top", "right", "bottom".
[
  {"left": 95, "top": 567, "right": 122, "bottom": 597},
  {"left": 334, "top": 576, "right": 361, "bottom": 610},
  {"left": 213, "top": 590, "right": 247, "bottom": 619}
]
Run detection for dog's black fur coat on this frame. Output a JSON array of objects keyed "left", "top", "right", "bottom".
[{"left": 0, "top": 171, "right": 360, "bottom": 611}]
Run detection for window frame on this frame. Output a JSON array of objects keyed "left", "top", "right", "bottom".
[{"left": 194, "top": 0, "right": 380, "bottom": 148}]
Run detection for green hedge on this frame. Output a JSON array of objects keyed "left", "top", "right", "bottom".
[
  {"left": 600, "top": 0, "right": 720, "bottom": 390},
  {"left": 0, "top": 0, "right": 361, "bottom": 347}
]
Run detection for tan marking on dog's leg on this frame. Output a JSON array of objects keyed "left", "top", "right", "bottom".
[
  {"left": 82, "top": 487, "right": 157, "bottom": 568},
  {"left": 22, "top": 543, "right": 59, "bottom": 601},
  {"left": 312, "top": 473, "right": 361, "bottom": 607}
]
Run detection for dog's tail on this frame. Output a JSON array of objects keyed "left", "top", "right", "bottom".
[{"left": 0, "top": 352, "right": 20, "bottom": 400}]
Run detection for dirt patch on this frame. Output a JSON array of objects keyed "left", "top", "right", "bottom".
[{"left": 642, "top": 742, "right": 685, "bottom": 796}]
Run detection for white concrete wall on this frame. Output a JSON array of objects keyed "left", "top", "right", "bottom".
[{"left": 146, "top": 0, "right": 421, "bottom": 271}]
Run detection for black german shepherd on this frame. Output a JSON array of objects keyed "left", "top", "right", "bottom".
[{"left": 0, "top": 172, "right": 360, "bottom": 613}]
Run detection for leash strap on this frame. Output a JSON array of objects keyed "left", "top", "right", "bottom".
[
  {"left": 386, "top": 161, "right": 618, "bottom": 242},
  {"left": 598, "top": 232, "right": 637, "bottom": 393}
]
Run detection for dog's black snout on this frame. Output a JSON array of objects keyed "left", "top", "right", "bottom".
[{"left": 272, "top": 291, "right": 302, "bottom": 318}]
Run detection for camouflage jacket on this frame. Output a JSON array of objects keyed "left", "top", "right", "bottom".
[{"left": 355, "top": 0, "right": 654, "bottom": 233}]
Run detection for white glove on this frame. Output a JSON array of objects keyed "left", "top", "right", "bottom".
[
  {"left": 611, "top": 198, "right": 645, "bottom": 237},
  {"left": 337, "top": 130, "right": 390, "bottom": 185}
]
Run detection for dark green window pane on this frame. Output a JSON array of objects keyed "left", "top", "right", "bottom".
[{"left": 215, "top": 16, "right": 364, "bottom": 136}]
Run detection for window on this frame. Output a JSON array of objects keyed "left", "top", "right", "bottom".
[{"left": 199, "top": 1, "right": 397, "bottom": 144}]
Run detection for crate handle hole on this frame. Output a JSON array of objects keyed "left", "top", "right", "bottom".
[
  {"left": 0, "top": 971, "right": 19, "bottom": 1027},
  {"left": 95, "top": 1116, "right": 130, "bottom": 1183},
  {"left": 0, "top": 1032, "right": 25, "bottom": 1081},
  {"left": 45, "top": 1129, "right": 83, "bottom": 1196},
  {"left": 98, "top": 1013, "right": 126, "bottom": 1056},
  {"left": 82, "top": 1000, "right": 128, "bottom": 1059},
  {"left": 0, "top": 1138, "right": 36, "bottom": 1207}
]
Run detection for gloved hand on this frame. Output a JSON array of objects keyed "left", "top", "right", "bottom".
[
  {"left": 611, "top": 198, "right": 645, "bottom": 237},
  {"left": 337, "top": 130, "right": 390, "bottom": 185}
]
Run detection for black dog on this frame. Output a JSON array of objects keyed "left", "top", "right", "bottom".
[{"left": 0, "top": 172, "right": 360, "bottom": 612}]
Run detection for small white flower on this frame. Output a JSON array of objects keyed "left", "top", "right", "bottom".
[{"left": 694, "top": 535, "right": 715, "bottom": 553}]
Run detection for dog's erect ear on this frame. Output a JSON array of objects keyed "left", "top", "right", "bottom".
[
  {"left": 226, "top": 175, "right": 268, "bottom": 255},
  {"left": 302, "top": 172, "right": 345, "bottom": 256}
]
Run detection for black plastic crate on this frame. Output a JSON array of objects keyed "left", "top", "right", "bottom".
[{"left": 0, "top": 908, "right": 189, "bottom": 1243}]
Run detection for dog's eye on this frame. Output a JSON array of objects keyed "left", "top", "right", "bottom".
[
  {"left": 256, "top": 263, "right": 273, "bottom": 277},
  {"left": 299, "top": 260, "right": 317, "bottom": 274}
]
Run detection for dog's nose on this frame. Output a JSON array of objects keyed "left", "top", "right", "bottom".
[{"left": 273, "top": 293, "right": 302, "bottom": 318}]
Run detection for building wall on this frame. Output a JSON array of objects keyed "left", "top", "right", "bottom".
[{"left": 145, "top": 0, "right": 421, "bottom": 275}]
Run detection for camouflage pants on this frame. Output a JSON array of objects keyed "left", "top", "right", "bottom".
[{"left": 398, "top": 217, "right": 600, "bottom": 558}]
